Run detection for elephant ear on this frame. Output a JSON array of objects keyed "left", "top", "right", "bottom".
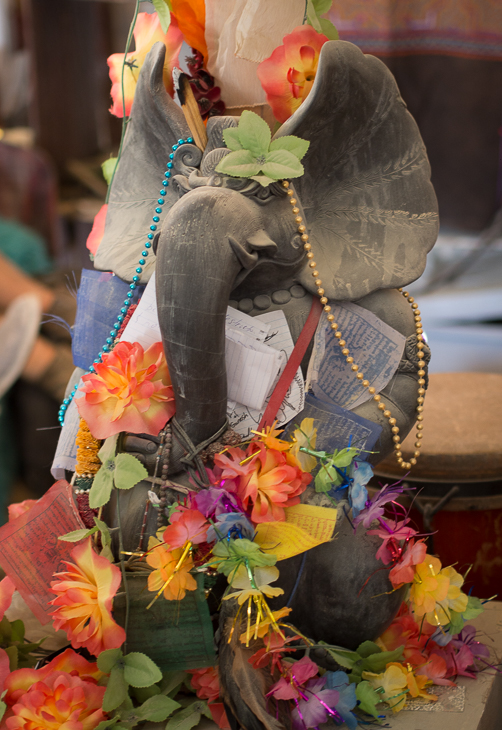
[
  {"left": 94, "top": 42, "right": 197, "bottom": 283},
  {"left": 276, "top": 41, "right": 439, "bottom": 301}
]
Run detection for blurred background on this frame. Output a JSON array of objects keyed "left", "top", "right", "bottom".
[{"left": 0, "top": 0, "right": 501, "bottom": 520}]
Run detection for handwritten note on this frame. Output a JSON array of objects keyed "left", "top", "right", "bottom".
[
  {"left": 306, "top": 303, "right": 405, "bottom": 411},
  {"left": 0, "top": 481, "right": 85, "bottom": 623},
  {"left": 227, "top": 309, "right": 304, "bottom": 437},
  {"left": 254, "top": 503, "right": 337, "bottom": 561}
]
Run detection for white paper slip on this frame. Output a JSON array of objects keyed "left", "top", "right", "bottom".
[
  {"left": 306, "top": 302, "right": 406, "bottom": 411},
  {"left": 226, "top": 307, "right": 270, "bottom": 341},
  {"left": 227, "top": 309, "right": 305, "bottom": 438},
  {"left": 120, "top": 276, "right": 161, "bottom": 350},
  {"left": 51, "top": 393, "right": 81, "bottom": 479},
  {"left": 225, "top": 329, "right": 283, "bottom": 411}
]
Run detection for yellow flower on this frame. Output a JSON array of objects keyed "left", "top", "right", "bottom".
[
  {"left": 409, "top": 555, "right": 449, "bottom": 621},
  {"left": 289, "top": 418, "right": 317, "bottom": 472},
  {"left": 427, "top": 565, "right": 468, "bottom": 625},
  {"left": 224, "top": 565, "right": 284, "bottom": 605},
  {"left": 238, "top": 606, "right": 292, "bottom": 644},
  {"left": 146, "top": 543, "right": 197, "bottom": 601},
  {"left": 362, "top": 664, "right": 408, "bottom": 713}
]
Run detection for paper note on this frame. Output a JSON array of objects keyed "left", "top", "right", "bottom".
[
  {"left": 120, "top": 275, "right": 161, "bottom": 350},
  {"left": 72, "top": 269, "right": 143, "bottom": 370},
  {"left": 227, "top": 309, "right": 305, "bottom": 437},
  {"left": 226, "top": 307, "right": 270, "bottom": 342},
  {"left": 225, "top": 329, "right": 283, "bottom": 411},
  {"left": 0, "top": 481, "right": 85, "bottom": 624},
  {"left": 51, "top": 390, "right": 81, "bottom": 479},
  {"left": 306, "top": 303, "right": 405, "bottom": 411},
  {"left": 254, "top": 504, "right": 337, "bottom": 561}
]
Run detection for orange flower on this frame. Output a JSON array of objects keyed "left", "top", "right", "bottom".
[
  {"left": 86, "top": 204, "right": 107, "bottom": 257},
  {"left": 49, "top": 538, "right": 126, "bottom": 657},
  {"left": 189, "top": 666, "right": 220, "bottom": 702},
  {"left": 171, "top": 0, "right": 207, "bottom": 62},
  {"left": 76, "top": 341, "right": 175, "bottom": 440},
  {"left": 252, "top": 422, "right": 291, "bottom": 452},
  {"left": 257, "top": 25, "right": 328, "bottom": 123},
  {"left": 216, "top": 443, "right": 310, "bottom": 523},
  {"left": 163, "top": 508, "right": 209, "bottom": 549},
  {"left": 108, "top": 12, "right": 183, "bottom": 118},
  {"left": 3, "top": 648, "right": 103, "bottom": 707},
  {"left": 4, "top": 671, "right": 106, "bottom": 730},
  {"left": 409, "top": 555, "right": 450, "bottom": 623},
  {"left": 146, "top": 543, "right": 197, "bottom": 601}
]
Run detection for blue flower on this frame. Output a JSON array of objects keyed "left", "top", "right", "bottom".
[
  {"left": 348, "top": 461, "right": 373, "bottom": 518},
  {"left": 324, "top": 671, "right": 358, "bottom": 730},
  {"left": 207, "top": 512, "right": 255, "bottom": 543}
]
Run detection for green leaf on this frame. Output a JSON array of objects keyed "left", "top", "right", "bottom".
[
  {"left": 211, "top": 538, "right": 277, "bottom": 576},
  {"left": 306, "top": 0, "right": 322, "bottom": 31},
  {"left": 332, "top": 447, "right": 359, "bottom": 469},
  {"left": 321, "top": 645, "right": 360, "bottom": 670},
  {"left": 314, "top": 462, "right": 338, "bottom": 492},
  {"left": 114, "top": 453, "right": 148, "bottom": 490},
  {"left": 95, "top": 719, "right": 120, "bottom": 730},
  {"left": 165, "top": 701, "right": 208, "bottom": 730},
  {"left": 135, "top": 695, "right": 181, "bottom": 722},
  {"left": 215, "top": 150, "right": 261, "bottom": 178},
  {"left": 123, "top": 652, "right": 163, "bottom": 688},
  {"left": 355, "top": 680, "right": 381, "bottom": 719},
  {"left": 103, "top": 667, "right": 129, "bottom": 713},
  {"left": 99, "top": 434, "right": 118, "bottom": 463},
  {"left": 222, "top": 127, "right": 243, "bottom": 151},
  {"left": 0, "top": 617, "right": 11, "bottom": 642},
  {"left": 269, "top": 136, "right": 310, "bottom": 160},
  {"left": 362, "top": 645, "right": 404, "bottom": 673},
  {"left": 464, "top": 595, "right": 484, "bottom": 621},
  {"left": 89, "top": 465, "right": 114, "bottom": 509},
  {"left": 0, "top": 700, "right": 6, "bottom": 724},
  {"left": 319, "top": 17, "right": 339, "bottom": 40},
  {"left": 131, "top": 685, "right": 161, "bottom": 703},
  {"left": 261, "top": 150, "right": 304, "bottom": 180},
  {"left": 58, "top": 526, "right": 98, "bottom": 542},
  {"left": 447, "top": 610, "right": 465, "bottom": 635},
  {"left": 102, "top": 157, "right": 118, "bottom": 185},
  {"left": 98, "top": 647, "right": 123, "bottom": 674},
  {"left": 312, "top": 0, "right": 332, "bottom": 14},
  {"left": 250, "top": 174, "right": 276, "bottom": 187},
  {"left": 237, "top": 110, "right": 271, "bottom": 157},
  {"left": 10, "top": 620, "right": 24, "bottom": 643},
  {"left": 5, "top": 646, "right": 18, "bottom": 672},
  {"left": 356, "top": 641, "right": 381, "bottom": 659},
  {"left": 151, "top": 0, "right": 171, "bottom": 33}
]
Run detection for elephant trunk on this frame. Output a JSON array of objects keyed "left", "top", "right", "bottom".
[{"left": 156, "top": 187, "right": 262, "bottom": 449}]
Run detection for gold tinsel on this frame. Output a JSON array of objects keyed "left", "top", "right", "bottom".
[{"left": 75, "top": 418, "right": 102, "bottom": 476}]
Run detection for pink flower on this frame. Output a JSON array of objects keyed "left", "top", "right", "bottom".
[
  {"left": 257, "top": 26, "right": 328, "bottom": 123},
  {"left": 189, "top": 666, "right": 220, "bottom": 703},
  {"left": 76, "top": 341, "right": 175, "bottom": 440},
  {"left": 5, "top": 671, "right": 106, "bottom": 730},
  {"left": 163, "top": 508, "right": 209, "bottom": 548},
  {"left": 49, "top": 538, "right": 126, "bottom": 657},
  {"left": 367, "top": 518, "right": 417, "bottom": 565},
  {"left": 389, "top": 539, "right": 427, "bottom": 587},
  {"left": 268, "top": 656, "right": 319, "bottom": 700},
  {"left": 0, "top": 576, "right": 15, "bottom": 621},
  {"left": 86, "top": 204, "right": 107, "bottom": 257},
  {"left": 108, "top": 12, "right": 183, "bottom": 118}
]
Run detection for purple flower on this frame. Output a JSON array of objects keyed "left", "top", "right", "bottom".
[
  {"left": 353, "top": 481, "right": 407, "bottom": 529},
  {"left": 291, "top": 677, "right": 340, "bottom": 730}
]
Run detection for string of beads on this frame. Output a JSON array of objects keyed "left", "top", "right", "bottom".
[
  {"left": 282, "top": 179, "right": 424, "bottom": 470},
  {"left": 58, "top": 137, "right": 193, "bottom": 428}
]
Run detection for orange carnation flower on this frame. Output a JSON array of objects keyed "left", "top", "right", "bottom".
[
  {"left": 76, "top": 341, "right": 175, "bottom": 440},
  {"left": 108, "top": 12, "right": 183, "bottom": 118},
  {"left": 49, "top": 538, "right": 126, "bottom": 657},
  {"left": 4, "top": 671, "right": 106, "bottom": 730},
  {"left": 257, "top": 25, "right": 328, "bottom": 123},
  {"left": 146, "top": 543, "right": 197, "bottom": 601}
]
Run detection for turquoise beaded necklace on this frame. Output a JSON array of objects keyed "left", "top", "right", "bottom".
[{"left": 58, "top": 137, "right": 194, "bottom": 427}]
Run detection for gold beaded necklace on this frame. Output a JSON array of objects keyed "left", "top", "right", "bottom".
[{"left": 282, "top": 179, "right": 425, "bottom": 470}]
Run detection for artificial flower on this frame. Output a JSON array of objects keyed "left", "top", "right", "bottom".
[
  {"left": 367, "top": 518, "right": 417, "bottom": 565},
  {"left": 361, "top": 664, "right": 408, "bottom": 712},
  {"left": 430, "top": 566, "right": 468, "bottom": 625},
  {"left": 7, "top": 499, "right": 37, "bottom": 522},
  {"left": 268, "top": 655, "right": 319, "bottom": 700},
  {"left": 253, "top": 422, "right": 291, "bottom": 452},
  {"left": 0, "top": 576, "right": 15, "bottom": 620},
  {"left": 0, "top": 649, "right": 9, "bottom": 698},
  {"left": 49, "top": 538, "right": 126, "bottom": 657},
  {"left": 207, "top": 702, "right": 230, "bottom": 730},
  {"left": 324, "top": 671, "right": 358, "bottom": 730},
  {"left": 291, "top": 677, "right": 341, "bottom": 730},
  {"left": 239, "top": 606, "right": 292, "bottom": 644},
  {"left": 171, "top": 0, "right": 207, "bottom": 62},
  {"left": 3, "top": 649, "right": 103, "bottom": 707},
  {"left": 353, "top": 482, "right": 407, "bottom": 530},
  {"left": 206, "top": 512, "right": 255, "bottom": 543},
  {"left": 289, "top": 418, "right": 317, "bottom": 472},
  {"left": 408, "top": 555, "right": 450, "bottom": 623},
  {"left": 389, "top": 539, "right": 427, "bottom": 588},
  {"left": 210, "top": 537, "right": 277, "bottom": 578},
  {"left": 348, "top": 460, "right": 373, "bottom": 518},
  {"left": 4, "top": 671, "right": 106, "bottom": 730},
  {"left": 224, "top": 565, "right": 283, "bottom": 605},
  {"left": 189, "top": 666, "right": 220, "bottom": 702},
  {"left": 257, "top": 25, "right": 328, "bottom": 123},
  {"left": 76, "top": 341, "right": 175, "bottom": 440},
  {"left": 415, "top": 654, "right": 456, "bottom": 687},
  {"left": 146, "top": 543, "right": 197, "bottom": 601},
  {"left": 216, "top": 443, "right": 310, "bottom": 523},
  {"left": 108, "top": 12, "right": 183, "bottom": 117},
  {"left": 163, "top": 508, "right": 209, "bottom": 549},
  {"left": 386, "top": 662, "right": 436, "bottom": 702},
  {"left": 86, "top": 204, "right": 107, "bottom": 257},
  {"left": 377, "top": 610, "right": 433, "bottom": 668},
  {"left": 192, "top": 486, "right": 239, "bottom": 519}
]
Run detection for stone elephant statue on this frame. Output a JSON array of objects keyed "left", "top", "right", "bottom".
[{"left": 93, "top": 38, "right": 437, "bottom": 726}]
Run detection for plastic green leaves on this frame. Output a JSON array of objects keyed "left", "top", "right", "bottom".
[
  {"left": 89, "top": 435, "right": 148, "bottom": 509},
  {"left": 216, "top": 111, "right": 310, "bottom": 187}
]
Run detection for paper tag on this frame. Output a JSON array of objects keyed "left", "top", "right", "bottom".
[
  {"left": 254, "top": 504, "right": 337, "bottom": 561},
  {"left": 0, "top": 481, "right": 85, "bottom": 624}
]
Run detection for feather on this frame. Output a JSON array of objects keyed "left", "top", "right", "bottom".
[{"left": 219, "top": 599, "right": 291, "bottom": 730}]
